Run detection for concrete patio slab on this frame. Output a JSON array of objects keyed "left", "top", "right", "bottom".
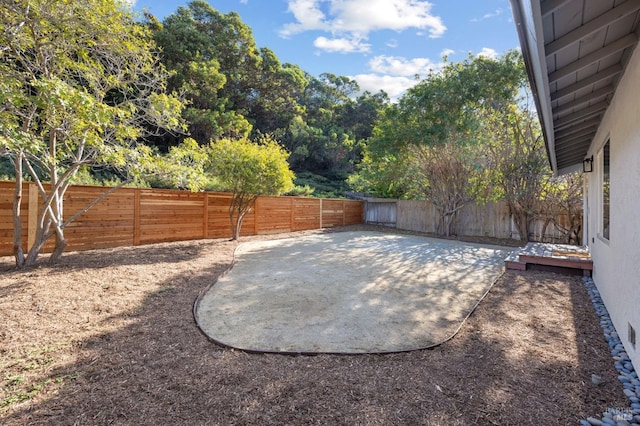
[{"left": 195, "top": 231, "right": 514, "bottom": 354}]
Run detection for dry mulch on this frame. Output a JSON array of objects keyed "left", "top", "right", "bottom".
[{"left": 0, "top": 225, "right": 627, "bottom": 425}]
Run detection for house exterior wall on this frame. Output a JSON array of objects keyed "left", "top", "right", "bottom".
[{"left": 585, "top": 44, "right": 640, "bottom": 370}]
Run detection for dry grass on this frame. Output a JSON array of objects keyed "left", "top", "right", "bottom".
[{"left": 0, "top": 225, "right": 627, "bottom": 425}]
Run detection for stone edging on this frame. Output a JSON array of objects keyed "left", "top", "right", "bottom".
[{"left": 581, "top": 277, "right": 640, "bottom": 426}]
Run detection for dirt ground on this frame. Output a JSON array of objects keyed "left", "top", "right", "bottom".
[{"left": 0, "top": 225, "right": 628, "bottom": 425}]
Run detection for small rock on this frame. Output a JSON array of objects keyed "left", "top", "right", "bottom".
[
  {"left": 586, "top": 417, "right": 602, "bottom": 425},
  {"left": 624, "top": 388, "right": 636, "bottom": 398},
  {"left": 593, "top": 374, "right": 605, "bottom": 385}
]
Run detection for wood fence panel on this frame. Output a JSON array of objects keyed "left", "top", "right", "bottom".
[
  {"left": 0, "top": 181, "right": 28, "bottom": 256},
  {"left": 60, "top": 186, "right": 136, "bottom": 251},
  {"left": 344, "top": 200, "right": 364, "bottom": 225},
  {"left": 292, "top": 198, "right": 321, "bottom": 231},
  {"left": 255, "top": 196, "right": 292, "bottom": 234},
  {"left": 321, "top": 199, "right": 345, "bottom": 228},
  {"left": 0, "top": 181, "right": 364, "bottom": 257},
  {"left": 365, "top": 201, "right": 397, "bottom": 226},
  {"left": 389, "top": 199, "right": 581, "bottom": 243},
  {"left": 138, "top": 189, "right": 205, "bottom": 244},
  {"left": 206, "top": 193, "right": 233, "bottom": 239},
  {"left": 456, "top": 202, "right": 512, "bottom": 239},
  {"left": 396, "top": 200, "right": 438, "bottom": 233}
]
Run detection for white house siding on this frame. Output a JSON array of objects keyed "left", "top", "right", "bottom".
[{"left": 586, "top": 44, "right": 640, "bottom": 371}]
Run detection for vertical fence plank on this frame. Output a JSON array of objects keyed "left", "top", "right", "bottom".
[
  {"left": 203, "top": 192, "right": 209, "bottom": 239},
  {"left": 290, "top": 197, "right": 294, "bottom": 231},
  {"left": 133, "top": 189, "right": 141, "bottom": 246}
]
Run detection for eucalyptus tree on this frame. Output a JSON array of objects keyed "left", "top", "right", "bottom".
[{"left": 0, "top": 0, "right": 186, "bottom": 266}]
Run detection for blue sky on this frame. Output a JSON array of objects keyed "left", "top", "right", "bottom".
[{"left": 131, "top": 0, "right": 520, "bottom": 99}]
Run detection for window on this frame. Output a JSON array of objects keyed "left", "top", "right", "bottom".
[{"left": 602, "top": 140, "right": 610, "bottom": 240}]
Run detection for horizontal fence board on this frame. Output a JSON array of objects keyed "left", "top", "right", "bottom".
[
  {"left": 387, "top": 199, "right": 581, "bottom": 243},
  {"left": 0, "top": 181, "right": 363, "bottom": 257}
]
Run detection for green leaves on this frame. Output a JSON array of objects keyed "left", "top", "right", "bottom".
[
  {"left": 0, "top": 0, "right": 187, "bottom": 265},
  {"left": 207, "top": 136, "right": 294, "bottom": 197}
]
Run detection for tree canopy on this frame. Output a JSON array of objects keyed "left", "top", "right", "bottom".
[
  {"left": 207, "top": 137, "right": 294, "bottom": 240},
  {"left": 0, "top": 0, "right": 186, "bottom": 266}
]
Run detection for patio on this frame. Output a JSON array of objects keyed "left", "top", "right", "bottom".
[{"left": 195, "top": 231, "right": 514, "bottom": 353}]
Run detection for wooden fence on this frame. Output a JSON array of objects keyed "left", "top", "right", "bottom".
[
  {"left": 366, "top": 199, "right": 581, "bottom": 243},
  {"left": 0, "top": 181, "right": 364, "bottom": 256}
]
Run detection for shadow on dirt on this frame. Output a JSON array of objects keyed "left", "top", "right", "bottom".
[{"left": 0, "top": 229, "right": 627, "bottom": 425}]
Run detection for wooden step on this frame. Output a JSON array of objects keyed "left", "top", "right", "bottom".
[{"left": 505, "top": 243, "right": 592, "bottom": 276}]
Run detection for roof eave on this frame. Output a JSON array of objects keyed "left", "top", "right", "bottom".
[{"left": 510, "top": 0, "right": 559, "bottom": 174}]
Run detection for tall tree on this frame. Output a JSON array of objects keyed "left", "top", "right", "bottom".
[
  {"left": 352, "top": 51, "right": 528, "bottom": 203},
  {"left": 152, "top": 1, "right": 307, "bottom": 145},
  {"left": 0, "top": 0, "right": 185, "bottom": 266},
  {"left": 412, "top": 140, "right": 482, "bottom": 236},
  {"left": 481, "top": 102, "right": 549, "bottom": 242}
]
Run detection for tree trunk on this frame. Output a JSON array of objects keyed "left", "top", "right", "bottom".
[
  {"left": 12, "top": 154, "right": 25, "bottom": 267},
  {"left": 513, "top": 209, "right": 529, "bottom": 242},
  {"left": 48, "top": 227, "right": 67, "bottom": 264}
]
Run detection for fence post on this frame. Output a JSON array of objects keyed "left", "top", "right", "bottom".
[
  {"left": 290, "top": 197, "right": 294, "bottom": 232},
  {"left": 133, "top": 189, "right": 141, "bottom": 246},
  {"left": 203, "top": 192, "right": 209, "bottom": 239},
  {"left": 319, "top": 198, "right": 323, "bottom": 229},
  {"left": 27, "top": 182, "right": 38, "bottom": 251},
  {"left": 253, "top": 196, "right": 259, "bottom": 235}
]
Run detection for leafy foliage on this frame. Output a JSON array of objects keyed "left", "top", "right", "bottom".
[
  {"left": 207, "top": 136, "right": 294, "bottom": 240},
  {"left": 412, "top": 140, "right": 483, "bottom": 236},
  {"left": 0, "top": 0, "right": 187, "bottom": 266}
]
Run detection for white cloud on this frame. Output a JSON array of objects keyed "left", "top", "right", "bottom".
[
  {"left": 280, "top": 0, "right": 446, "bottom": 50},
  {"left": 314, "top": 36, "right": 371, "bottom": 53},
  {"left": 280, "top": 0, "right": 329, "bottom": 37},
  {"left": 368, "top": 55, "right": 443, "bottom": 78},
  {"left": 477, "top": 47, "right": 499, "bottom": 59},
  {"left": 440, "top": 48, "right": 455, "bottom": 58},
  {"left": 351, "top": 73, "right": 417, "bottom": 100},
  {"left": 386, "top": 39, "right": 398, "bottom": 48},
  {"left": 471, "top": 8, "right": 503, "bottom": 22}
]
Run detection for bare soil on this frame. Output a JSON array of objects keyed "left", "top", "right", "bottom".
[{"left": 0, "top": 225, "right": 627, "bottom": 425}]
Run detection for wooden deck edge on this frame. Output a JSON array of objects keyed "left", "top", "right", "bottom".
[
  {"left": 519, "top": 255, "right": 593, "bottom": 270},
  {"left": 505, "top": 260, "right": 527, "bottom": 271}
]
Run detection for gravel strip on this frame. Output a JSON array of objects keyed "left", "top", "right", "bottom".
[{"left": 581, "top": 277, "right": 640, "bottom": 426}]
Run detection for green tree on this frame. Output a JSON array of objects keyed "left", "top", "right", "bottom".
[
  {"left": 351, "top": 51, "right": 526, "bottom": 201},
  {"left": 412, "top": 140, "right": 482, "bottom": 236},
  {"left": 207, "top": 137, "right": 294, "bottom": 240},
  {"left": 0, "top": 0, "right": 186, "bottom": 267},
  {"left": 152, "top": 1, "right": 307, "bottom": 145},
  {"left": 481, "top": 102, "right": 551, "bottom": 242}
]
